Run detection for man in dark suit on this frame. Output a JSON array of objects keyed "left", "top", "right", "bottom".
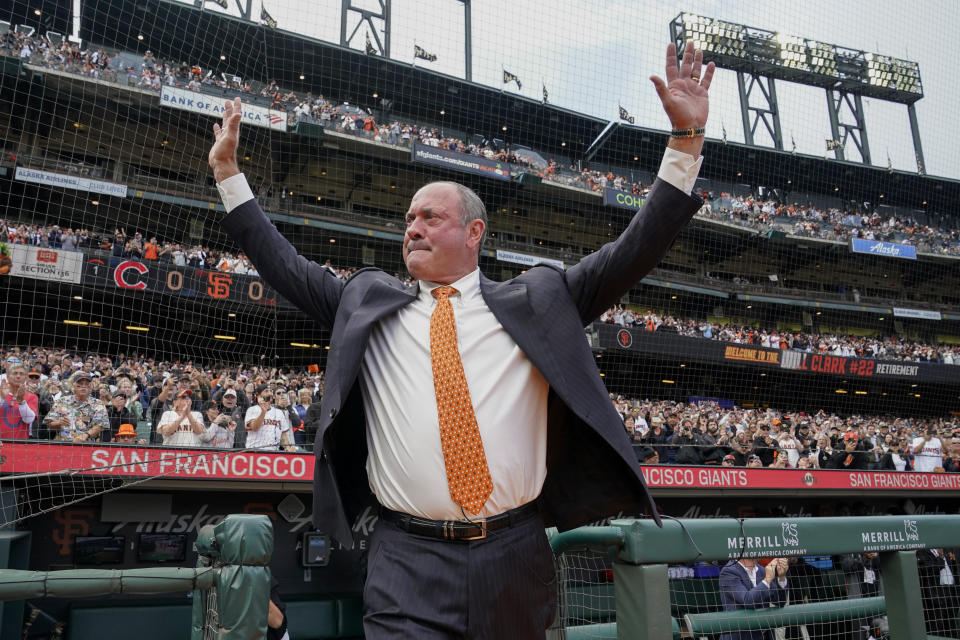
[
  {"left": 718, "top": 557, "right": 790, "bottom": 640},
  {"left": 208, "top": 41, "right": 714, "bottom": 640}
]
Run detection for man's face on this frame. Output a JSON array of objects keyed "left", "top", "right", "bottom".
[
  {"left": 223, "top": 394, "right": 236, "bottom": 407},
  {"left": 402, "top": 183, "right": 483, "bottom": 284},
  {"left": 7, "top": 367, "right": 25, "bottom": 385},
  {"left": 74, "top": 379, "right": 91, "bottom": 399}
]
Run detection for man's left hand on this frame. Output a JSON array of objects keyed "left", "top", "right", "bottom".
[{"left": 650, "top": 41, "right": 714, "bottom": 130}]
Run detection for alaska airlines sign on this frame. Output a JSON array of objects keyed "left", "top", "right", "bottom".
[{"left": 849, "top": 238, "right": 917, "bottom": 260}]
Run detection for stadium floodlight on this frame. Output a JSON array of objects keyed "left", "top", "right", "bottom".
[{"left": 671, "top": 13, "right": 922, "bottom": 103}]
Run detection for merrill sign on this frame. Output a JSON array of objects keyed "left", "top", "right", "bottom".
[
  {"left": 860, "top": 519, "right": 925, "bottom": 552},
  {"left": 725, "top": 521, "right": 806, "bottom": 558}
]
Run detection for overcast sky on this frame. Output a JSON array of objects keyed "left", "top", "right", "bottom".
[{"left": 184, "top": 0, "right": 956, "bottom": 182}]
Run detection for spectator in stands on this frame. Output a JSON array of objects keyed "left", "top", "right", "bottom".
[
  {"left": 912, "top": 424, "right": 945, "bottom": 472},
  {"left": 158, "top": 389, "right": 207, "bottom": 446},
  {"left": 718, "top": 557, "right": 790, "bottom": 640},
  {"left": 944, "top": 437, "right": 960, "bottom": 472},
  {"left": 105, "top": 390, "right": 133, "bottom": 443},
  {"left": 244, "top": 385, "right": 296, "bottom": 452},
  {"left": 876, "top": 437, "right": 912, "bottom": 471},
  {"left": 202, "top": 401, "right": 236, "bottom": 448},
  {"left": 828, "top": 432, "right": 869, "bottom": 470},
  {"left": 113, "top": 422, "right": 146, "bottom": 445},
  {"left": 42, "top": 372, "right": 108, "bottom": 442},
  {"left": 721, "top": 454, "right": 736, "bottom": 467},
  {"left": 752, "top": 423, "right": 779, "bottom": 466},
  {"left": 148, "top": 375, "right": 178, "bottom": 443},
  {"left": 115, "top": 375, "right": 144, "bottom": 424},
  {"left": 637, "top": 446, "right": 659, "bottom": 464},
  {"left": 641, "top": 416, "right": 672, "bottom": 461},
  {"left": 671, "top": 418, "right": 703, "bottom": 465},
  {"left": 0, "top": 362, "right": 38, "bottom": 438}
]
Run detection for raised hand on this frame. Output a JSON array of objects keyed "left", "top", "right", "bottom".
[
  {"left": 208, "top": 97, "right": 243, "bottom": 183},
  {"left": 650, "top": 41, "right": 715, "bottom": 130}
]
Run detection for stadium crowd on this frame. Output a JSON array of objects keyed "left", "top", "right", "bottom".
[
  {"left": 698, "top": 194, "right": 960, "bottom": 256},
  {"left": 11, "top": 27, "right": 960, "bottom": 257},
  {"left": 601, "top": 306, "right": 960, "bottom": 364},
  {"left": 1, "top": 346, "right": 958, "bottom": 473}
]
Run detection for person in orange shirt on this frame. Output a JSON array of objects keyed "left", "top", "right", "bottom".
[{"left": 143, "top": 237, "right": 159, "bottom": 260}]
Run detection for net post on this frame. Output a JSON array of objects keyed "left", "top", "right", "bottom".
[
  {"left": 612, "top": 519, "right": 673, "bottom": 638},
  {"left": 879, "top": 549, "right": 927, "bottom": 639},
  {"left": 611, "top": 562, "right": 671, "bottom": 639}
]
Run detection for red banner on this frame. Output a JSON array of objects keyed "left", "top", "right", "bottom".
[
  {"left": 0, "top": 442, "right": 313, "bottom": 482},
  {"left": 3, "top": 443, "right": 959, "bottom": 491},
  {"left": 641, "top": 465, "right": 960, "bottom": 491}
]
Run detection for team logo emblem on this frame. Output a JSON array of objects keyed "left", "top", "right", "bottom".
[
  {"left": 617, "top": 329, "right": 633, "bottom": 348},
  {"left": 904, "top": 519, "right": 919, "bottom": 541}
]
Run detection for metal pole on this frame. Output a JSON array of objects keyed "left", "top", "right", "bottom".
[
  {"left": 907, "top": 102, "right": 926, "bottom": 173},
  {"left": 825, "top": 90, "right": 845, "bottom": 161},
  {"left": 463, "top": 0, "right": 472, "bottom": 81},
  {"left": 736, "top": 72, "right": 754, "bottom": 147}
]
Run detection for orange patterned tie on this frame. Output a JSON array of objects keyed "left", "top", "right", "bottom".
[{"left": 430, "top": 286, "right": 493, "bottom": 514}]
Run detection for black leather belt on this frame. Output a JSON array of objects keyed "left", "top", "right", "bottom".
[{"left": 380, "top": 501, "right": 540, "bottom": 541}]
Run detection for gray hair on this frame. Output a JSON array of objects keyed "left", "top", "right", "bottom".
[{"left": 422, "top": 181, "right": 488, "bottom": 247}]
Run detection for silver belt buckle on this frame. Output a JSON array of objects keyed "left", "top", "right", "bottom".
[{"left": 461, "top": 519, "right": 487, "bottom": 541}]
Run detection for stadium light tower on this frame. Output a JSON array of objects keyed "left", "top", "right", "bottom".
[
  {"left": 341, "top": 0, "right": 391, "bottom": 57},
  {"left": 670, "top": 13, "right": 925, "bottom": 170}
]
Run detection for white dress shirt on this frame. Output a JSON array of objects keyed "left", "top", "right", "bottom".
[{"left": 217, "top": 148, "right": 702, "bottom": 520}]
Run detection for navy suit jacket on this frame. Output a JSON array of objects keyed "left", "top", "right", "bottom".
[
  {"left": 223, "top": 178, "right": 701, "bottom": 545},
  {"left": 718, "top": 561, "right": 788, "bottom": 640}
]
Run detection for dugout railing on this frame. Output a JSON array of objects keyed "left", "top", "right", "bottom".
[
  {"left": 549, "top": 514, "right": 960, "bottom": 639},
  {"left": 0, "top": 514, "right": 272, "bottom": 640}
]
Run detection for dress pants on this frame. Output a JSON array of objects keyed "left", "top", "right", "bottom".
[{"left": 363, "top": 510, "right": 557, "bottom": 639}]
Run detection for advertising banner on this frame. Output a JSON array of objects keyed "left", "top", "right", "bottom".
[
  {"left": 603, "top": 187, "right": 645, "bottom": 211},
  {"left": 3, "top": 244, "right": 84, "bottom": 283},
  {"left": 495, "top": 250, "right": 564, "bottom": 270},
  {"left": 639, "top": 465, "right": 960, "bottom": 492},
  {"left": 595, "top": 323, "right": 959, "bottom": 383},
  {"left": 15, "top": 166, "right": 127, "bottom": 198},
  {"left": 0, "top": 442, "right": 313, "bottom": 482},
  {"left": 849, "top": 238, "right": 917, "bottom": 260},
  {"left": 411, "top": 142, "right": 512, "bottom": 181},
  {"left": 160, "top": 86, "right": 287, "bottom": 131},
  {"left": 893, "top": 307, "right": 942, "bottom": 320}
]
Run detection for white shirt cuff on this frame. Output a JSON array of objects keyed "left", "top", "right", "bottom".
[
  {"left": 657, "top": 147, "right": 703, "bottom": 196},
  {"left": 216, "top": 173, "right": 255, "bottom": 213}
]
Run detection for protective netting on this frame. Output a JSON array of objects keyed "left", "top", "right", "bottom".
[
  {"left": 553, "top": 550, "right": 960, "bottom": 639},
  {"left": 0, "top": 0, "right": 957, "bottom": 602}
]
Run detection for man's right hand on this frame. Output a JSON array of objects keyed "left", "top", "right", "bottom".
[{"left": 208, "top": 97, "right": 243, "bottom": 184}]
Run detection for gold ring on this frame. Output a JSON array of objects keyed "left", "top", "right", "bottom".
[{"left": 691, "top": 75, "right": 700, "bottom": 82}]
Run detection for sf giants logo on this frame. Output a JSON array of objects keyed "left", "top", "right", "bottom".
[
  {"left": 206, "top": 272, "right": 232, "bottom": 299},
  {"left": 617, "top": 329, "right": 633, "bottom": 348},
  {"left": 52, "top": 508, "right": 95, "bottom": 556}
]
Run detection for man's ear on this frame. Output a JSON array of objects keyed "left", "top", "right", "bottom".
[{"left": 465, "top": 219, "right": 485, "bottom": 249}]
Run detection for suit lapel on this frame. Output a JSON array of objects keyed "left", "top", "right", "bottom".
[{"left": 360, "top": 278, "right": 418, "bottom": 322}]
